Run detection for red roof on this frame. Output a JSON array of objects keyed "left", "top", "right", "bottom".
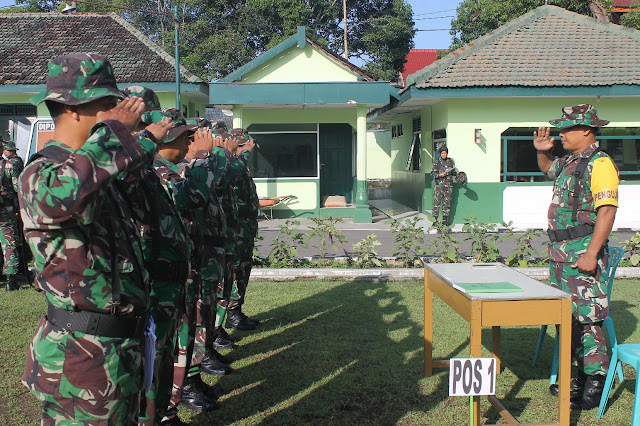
[
  {"left": 614, "top": 0, "right": 631, "bottom": 7},
  {"left": 399, "top": 49, "right": 443, "bottom": 87}
]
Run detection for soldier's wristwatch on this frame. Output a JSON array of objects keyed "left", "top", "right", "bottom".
[{"left": 138, "top": 129, "right": 157, "bottom": 143}]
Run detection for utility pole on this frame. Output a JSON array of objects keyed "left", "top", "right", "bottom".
[{"left": 343, "top": 0, "right": 348, "bottom": 59}]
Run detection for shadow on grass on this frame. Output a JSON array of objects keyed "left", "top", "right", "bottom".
[{"left": 190, "top": 281, "right": 445, "bottom": 425}]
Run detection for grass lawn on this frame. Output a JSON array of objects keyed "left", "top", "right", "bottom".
[{"left": 1, "top": 279, "right": 639, "bottom": 425}]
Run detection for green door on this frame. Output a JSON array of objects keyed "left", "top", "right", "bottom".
[{"left": 319, "top": 123, "right": 353, "bottom": 204}]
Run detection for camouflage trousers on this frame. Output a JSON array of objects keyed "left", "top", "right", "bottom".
[
  {"left": 168, "top": 274, "right": 198, "bottom": 415},
  {"left": 215, "top": 254, "right": 239, "bottom": 327},
  {"left": 228, "top": 234, "right": 255, "bottom": 310},
  {"left": 24, "top": 318, "right": 143, "bottom": 424},
  {"left": 550, "top": 259, "right": 610, "bottom": 375},
  {"left": 0, "top": 206, "right": 19, "bottom": 275},
  {"left": 38, "top": 392, "right": 139, "bottom": 425},
  {"left": 432, "top": 182, "right": 452, "bottom": 218},
  {"left": 190, "top": 247, "right": 224, "bottom": 374}
]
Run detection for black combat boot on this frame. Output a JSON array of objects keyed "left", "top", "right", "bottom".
[
  {"left": 201, "top": 351, "right": 233, "bottom": 376},
  {"left": 576, "top": 374, "right": 606, "bottom": 410},
  {"left": 226, "top": 308, "right": 256, "bottom": 331},
  {"left": 212, "top": 327, "right": 237, "bottom": 350},
  {"left": 6, "top": 274, "right": 18, "bottom": 291},
  {"left": 238, "top": 307, "right": 260, "bottom": 326},
  {"left": 179, "top": 376, "right": 218, "bottom": 412},
  {"left": 189, "top": 373, "right": 225, "bottom": 400},
  {"left": 549, "top": 370, "right": 586, "bottom": 399},
  {"left": 442, "top": 215, "right": 448, "bottom": 226},
  {"left": 210, "top": 347, "right": 234, "bottom": 365}
]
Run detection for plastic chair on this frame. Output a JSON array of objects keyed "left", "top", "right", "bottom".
[
  {"left": 597, "top": 344, "right": 640, "bottom": 423},
  {"left": 531, "top": 246, "right": 625, "bottom": 385}
]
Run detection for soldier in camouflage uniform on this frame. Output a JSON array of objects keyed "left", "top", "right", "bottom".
[
  {"left": 430, "top": 146, "right": 456, "bottom": 224},
  {"left": 227, "top": 129, "right": 260, "bottom": 328},
  {"left": 121, "top": 99, "right": 195, "bottom": 425},
  {"left": 20, "top": 53, "right": 159, "bottom": 424},
  {"left": 534, "top": 104, "right": 619, "bottom": 410},
  {"left": 187, "top": 125, "right": 237, "bottom": 371},
  {"left": 0, "top": 137, "right": 23, "bottom": 291},
  {"left": 152, "top": 115, "right": 226, "bottom": 420}
]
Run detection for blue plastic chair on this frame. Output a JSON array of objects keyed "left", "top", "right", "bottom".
[
  {"left": 531, "top": 246, "right": 625, "bottom": 385},
  {"left": 597, "top": 344, "right": 640, "bottom": 423}
]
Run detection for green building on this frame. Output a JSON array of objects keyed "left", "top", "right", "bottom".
[
  {"left": 0, "top": 12, "right": 208, "bottom": 158},
  {"left": 369, "top": 5, "right": 640, "bottom": 230},
  {"left": 210, "top": 26, "right": 392, "bottom": 223}
]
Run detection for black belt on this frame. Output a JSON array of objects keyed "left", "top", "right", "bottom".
[
  {"left": 547, "top": 224, "right": 594, "bottom": 242},
  {"left": 47, "top": 304, "right": 148, "bottom": 339}
]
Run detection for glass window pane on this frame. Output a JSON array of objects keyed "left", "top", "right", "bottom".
[{"left": 250, "top": 133, "right": 317, "bottom": 178}]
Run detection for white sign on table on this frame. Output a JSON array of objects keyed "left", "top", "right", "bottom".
[{"left": 449, "top": 358, "right": 497, "bottom": 396}]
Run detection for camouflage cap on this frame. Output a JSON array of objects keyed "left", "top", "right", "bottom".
[
  {"left": 157, "top": 108, "right": 197, "bottom": 143},
  {"left": 186, "top": 117, "right": 212, "bottom": 129},
  {"left": 549, "top": 104, "right": 610, "bottom": 129},
  {"left": 30, "top": 53, "right": 125, "bottom": 106},
  {"left": 212, "top": 127, "right": 231, "bottom": 139},
  {"left": 122, "top": 85, "right": 160, "bottom": 111},
  {"left": 231, "top": 128, "right": 253, "bottom": 145}
]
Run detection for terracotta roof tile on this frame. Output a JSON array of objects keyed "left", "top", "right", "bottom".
[
  {"left": 0, "top": 13, "right": 202, "bottom": 86},
  {"left": 408, "top": 5, "right": 640, "bottom": 90}
]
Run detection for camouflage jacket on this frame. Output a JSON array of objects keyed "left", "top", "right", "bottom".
[
  {"left": 0, "top": 155, "right": 22, "bottom": 207},
  {"left": 235, "top": 166, "right": 259, "bottom": 221},
  {"left": 217, "top": 150, "right": 249, "bottom": 253},
  {"left": 19, "top": 121, "right": 156, "bottom": 315},
  {"left": 546, "top": 142, "right": 617, "bottom": 262},
  {"left": 430, "top": 157, "right": 456, "bottom": 187},
  {"left": 179, "top": 148, "right": 229, "bottom": 244}
]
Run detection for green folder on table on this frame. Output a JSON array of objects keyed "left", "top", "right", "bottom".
[{"left": 452, "top": 281, "right": 522, "bottom": 293}]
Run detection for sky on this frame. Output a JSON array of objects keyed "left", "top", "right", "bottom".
[{"left": 0, "top": 0, "right": 463, "bottom": 50}]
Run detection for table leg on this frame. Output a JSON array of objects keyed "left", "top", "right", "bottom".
[
  {"left": 470, "top": 301, "right": 482, "bottom": 426},
  {"left": 492, "top": 326, "right": 501, "bottom": 374},
  {"left": 424, "top": 269, "right": 433, "bottom": 376},
  {"left": 558, "top": 298, "right": 572, "bottom": 425}
]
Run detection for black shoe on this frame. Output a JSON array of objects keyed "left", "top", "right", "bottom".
[
  {"left": 239, "top": 309, "right": 260, "bottom": 326},
  {"left": 5, "top": 275, "right": 18, "bottom": 291},
  {"left": 212, "top": 333, "right": 236, "bottom": 350},
  {"left": 549, "top": 380, "right": 584, "bottom": 398},
  {"left": 190, "top": 373, "right": 225, "bottom": 400},
  {"left": 218, "top": 326, "right": 241, "bottom": 343},
  {"left": 179, "top": 377, "right": 218, "bottom": 412},
  {"left": 577, "top": 374, "right": 606, "bottom": 410},
  {"left": 201, "top": 353, "right": 233, "bottom": 376},
  {"left": 226, "top": 309, "right": 256, "bottom": 330},
  {"left": 211, "top": 348, "right": 234, "bottom": 365}
]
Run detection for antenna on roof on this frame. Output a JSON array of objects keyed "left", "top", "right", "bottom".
[{"left": 61, "top": 1, "right": 77, "bottom": 15}]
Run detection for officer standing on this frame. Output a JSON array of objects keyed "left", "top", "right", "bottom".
[
  {"left": 534, "top": 104, "right": 618, "bottom": 410},
  {"left": 430, "top": 146, "right": 456, "bottom": 225},
  {"left": 20, "top": 53, "right": 160, "bottom": 423},
  {"left": 0, "top": 137, "right": 23, "bottom": 291}
]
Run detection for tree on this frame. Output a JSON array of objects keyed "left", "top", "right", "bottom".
[
  {"left": 620, "top": 0, "right": 640, "bottom": 29},
  {"left": 449, "top": 0, "right": 613, "bottom": 52},
  {"left": 7, "top": 0, "right": 414, "bottom": 82}
]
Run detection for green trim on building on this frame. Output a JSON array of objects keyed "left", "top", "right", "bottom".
[
  {"left": 319, "top": 207, "right": 355, "bottom": 218},
  {"left": 210, "top": 82, "right": 391, "bottom": 106}
]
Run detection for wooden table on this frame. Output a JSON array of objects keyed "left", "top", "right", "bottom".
[{"left": 424, "top": 263, "right": 572, "bottom": 425}]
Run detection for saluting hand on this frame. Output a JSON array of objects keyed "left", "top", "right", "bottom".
[
  {"left": 533, "top": 126, "right": 555, "bottom": 152},
  {"left": 212, "top": 135, "right": 223, "bottom": 148},
  {"left": 192, "top": 128, "right": 213, "bottom": 152},
  {"left": 145, "top": 118, "right": 173, "bottom": 144},
  {"left": 98, "top": 96, "right": 145, "bottom": 132},
  {"left": 237, "top": 140, "right": 256, "bottom": 154}
]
